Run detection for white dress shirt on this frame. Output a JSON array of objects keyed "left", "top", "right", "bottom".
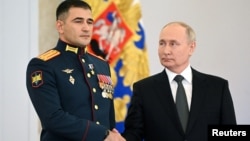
[{"left": 165, "top": 65, "right": 193, "bottom": 110}]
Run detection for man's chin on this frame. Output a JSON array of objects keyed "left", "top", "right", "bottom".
[
  {"left": 162, "top": 63, "right": 175, "bottom": 69},
  {"left": 78, "top": 41, "right": 90, "bottom": 47}
]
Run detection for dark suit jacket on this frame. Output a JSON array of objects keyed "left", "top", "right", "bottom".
[{"left": 122, "top": 68, "right": 236, "bottom": 141}]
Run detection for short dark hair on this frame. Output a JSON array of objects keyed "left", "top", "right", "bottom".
[{"left": 56, "top": 0, "right": 92, "bottom": 20}]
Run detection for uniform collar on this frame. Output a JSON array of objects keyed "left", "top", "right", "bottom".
[{"left": 56, "top": 39, "right": 87, "bottom": 55}]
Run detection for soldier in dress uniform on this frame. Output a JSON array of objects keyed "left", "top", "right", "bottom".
[{"left": 26, "top": 1, "right": 125, "bottom": 141}]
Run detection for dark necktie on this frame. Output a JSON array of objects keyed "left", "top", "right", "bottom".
[{"left": 174, "top": 75, "right": 189, "bottom": 132}]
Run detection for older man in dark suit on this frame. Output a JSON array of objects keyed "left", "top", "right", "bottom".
[{"left": 122, "top": 21, "right": 236, "bottom": 141}]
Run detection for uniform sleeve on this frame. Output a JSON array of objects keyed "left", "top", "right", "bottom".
[{"left": 26, "top": 58, "right": 108, "bottom": 141}]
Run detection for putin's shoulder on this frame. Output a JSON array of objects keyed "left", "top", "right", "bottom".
[
  {"left": 193, "top": 68, "right": 228, "bottom": 84},
  {"left": 134, "top": 72, "right": 164, "bottom": 86}
]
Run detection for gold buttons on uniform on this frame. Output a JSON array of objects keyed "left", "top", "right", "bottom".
[
  {"left": 94, "top": 105, "right": 99, "bottom": 110},
  {"left": 93, "top": 88, "right": 96, "bottom": 93},
  {"left": 87, "top": 73, "right": 91, "bottom": 78},
  {"left": 96, "top": 121, "right": 100, "bottom": 124}
]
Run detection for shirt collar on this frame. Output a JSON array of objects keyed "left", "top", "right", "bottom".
[{"left": 165, "top": 65, "right": 192, "bottom": 84}]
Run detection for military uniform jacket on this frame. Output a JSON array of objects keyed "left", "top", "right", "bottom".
[{"left": 26, "top": 40, "right": 115, "bottom": 141}]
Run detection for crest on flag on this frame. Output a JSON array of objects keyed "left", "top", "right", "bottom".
[{"left": 85, "top": 0, "right": 149, "bottom": 132}]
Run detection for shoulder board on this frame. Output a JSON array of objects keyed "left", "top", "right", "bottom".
[
  {"left": 37, "top": 50, "right": 60, "bottom": 61},
  {"left": 88, "top": 52, "right": 105, "bottom": 61}
]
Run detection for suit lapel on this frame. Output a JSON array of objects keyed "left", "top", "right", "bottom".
[
  {"left": 154, "top": 70, "right": 184, "bottom": 134},
  {"left": 186, "top": 69, "right": 207, "bottom": 133}
]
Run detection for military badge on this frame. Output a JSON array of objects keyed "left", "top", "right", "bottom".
[
  {"left": 62, "top": 69, "right": 74, "bottom": 74},
  {"left": 97, "top": 74, "right": 114, "bottom": 99},
  {"left": 31, "top": 71, "right": 43, "bottom": 88},
  {"left": 88, "top": 64, "right": 95, "bottom": 75},
  {"left": 69, "top": 75, "right": 75, "bottom": 85},
  {"left": 62, "top": 69, "right": 75, "bottom": 84}
]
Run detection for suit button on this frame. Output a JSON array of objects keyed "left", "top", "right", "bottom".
[
  {"left": 96, "top": 121, "right": 100, "bottom": 124},
  {"left": 94, "top": 105, "right": 99, "bottom": 110},
  {"left": 82, "top": 59, "right": 85, "bottom": 63}
]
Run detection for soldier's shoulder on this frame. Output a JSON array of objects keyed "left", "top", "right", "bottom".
[
  {"left": 88, "top": 52, "right": 106, "bottom": 61},
  {"left": 37, "top": 49, "right": 61, "bottom": 61}
]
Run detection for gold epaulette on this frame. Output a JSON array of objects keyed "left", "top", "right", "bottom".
[{"left": 37, "top": 50, "right": 60, "bottom": 61}]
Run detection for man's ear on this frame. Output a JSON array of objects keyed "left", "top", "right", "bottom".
[
  {"left": 189, "top": 41, "right": 196, "bottom": 56},
  {"left": 56, "top": 20, "right": 64, "bottom": 34}
]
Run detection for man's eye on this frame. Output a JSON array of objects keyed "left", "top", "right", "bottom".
[
  {"left": 75, "top": 20, "right": 82, "bottom": 23},
  {"left": 159, "top": 42, "right": 165, "bottom": 46},
  {"left": 87, "top": 20, "right": 93, "bottom": 25},
  {"left": 170, "top": 42, "right": 177, "bottom": 46},
  {"left": 87, "top": 22, "right": 93, "bottom": 25}
]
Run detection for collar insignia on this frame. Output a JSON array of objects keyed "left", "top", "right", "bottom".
[{"left": 65, "top": 45, "right": 78, "bottom": 54}]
